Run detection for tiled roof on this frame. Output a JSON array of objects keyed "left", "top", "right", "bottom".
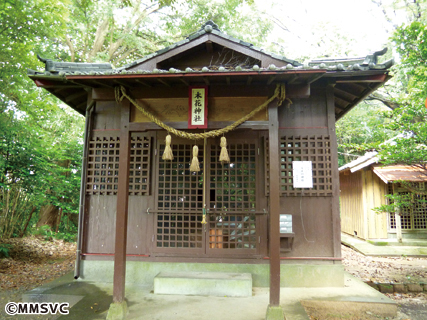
[{"left": 28, "top": 22, "right": 393, "bottom": 78}]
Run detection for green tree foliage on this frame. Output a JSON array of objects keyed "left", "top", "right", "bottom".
[
  {"left": 378, "top": 21, "right": 427, "bottom": 172},
  {"left": 1, "top": 0, "right": 272, "bottom": 241},
  {"left": 0, "top": 0, "right": 83, "bottom": 239},
  {"left": 336, "top": 102, "right": 394, "bottom": 167},
  {"left": 57, "top": 0, "right": 268, "bottom": 66}
]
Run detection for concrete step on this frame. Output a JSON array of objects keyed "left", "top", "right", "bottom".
[{"left": 154, "top": 271, "right": 252, "bottom": 297}]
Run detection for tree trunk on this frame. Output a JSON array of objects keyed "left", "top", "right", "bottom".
[{"left": 37, "top": 205, "right": 60, "bottom": 229}]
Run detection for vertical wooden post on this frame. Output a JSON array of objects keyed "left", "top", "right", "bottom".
[
  {"left": 107, "top": 99, "right": 131, "bottom": 320},
  {"left": 326, "top": 84, "right": 342, "bottom": 258},
  {"left": 392, "top": 184, "right": 403, "bottom": 243},
  {"left": 268, "top": 100, "right": 281, "bottom": 307}
]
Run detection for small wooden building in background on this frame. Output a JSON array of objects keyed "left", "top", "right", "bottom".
[{"left": 339, "top": 151, "right": 427, "bottom": 240}]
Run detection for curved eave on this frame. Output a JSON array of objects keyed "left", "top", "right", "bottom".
[{"left": 29, "top": 68, "right": 390, "bottom": 118}]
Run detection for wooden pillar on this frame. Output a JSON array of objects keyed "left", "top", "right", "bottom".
[
  {"left": 107, "top": 99, "right": 131, "bottom": 320},
  {"left": 326, "top": 84, "right": 342, "bottom": 258},
  {"left": 393, "top": 184, "right": 403, "bottom": 243},
  {"left": 268, "top": 100, "right": 281, "bottom": 306}
]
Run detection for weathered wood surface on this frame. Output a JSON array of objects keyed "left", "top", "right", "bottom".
[{"left": 131, "top": 97, "right": 268, "bottom": 123}]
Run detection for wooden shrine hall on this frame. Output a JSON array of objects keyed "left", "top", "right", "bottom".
[{"left": 28, "top": 21, "right": 392, "bottom": 319}]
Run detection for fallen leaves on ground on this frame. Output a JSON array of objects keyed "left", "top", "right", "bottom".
[
  {"left": 341, "top": 244, "right": 427, "bottom": 284},
  {"left": 0, "top": 236, "right": 76, "bottom": 292}
]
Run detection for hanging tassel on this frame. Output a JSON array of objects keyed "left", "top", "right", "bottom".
[
  {"left": 190, "top": 145, "right": 200, "bottom": 172},
  {"left": 219, "top": 136, "right": 230, "bottom": 164},
  {"left": 162, "top": 134, "right": 174, "bottom": 160}
]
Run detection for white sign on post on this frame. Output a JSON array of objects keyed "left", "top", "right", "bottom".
[{"left": 292, "top": 161, "right": 313, "bottom": 188}]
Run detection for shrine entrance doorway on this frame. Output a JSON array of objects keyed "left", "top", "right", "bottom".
[{"left": 153, "top": 131, "right": 267, "bottom": 258}]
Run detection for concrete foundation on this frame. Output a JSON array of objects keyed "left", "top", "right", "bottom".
[
  {"left": 265, "top": 305, "right": 285, "bottom": 320},
  {"left": 79, "top": 260, "right": 344, "bottom": 288},
  {"left": 106, "top": 301, "right": 128, "bottom": 320},
  {"left": 154, "top": 272, "right": 252, "bottom": 297}
]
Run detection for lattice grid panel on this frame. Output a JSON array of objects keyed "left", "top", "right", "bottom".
[
  {"left": 86, "top": 136, "right": 120, "bottom": 195},
  {"left": 209, "top": 143, "right": 257, "bottom": 211},
  {"left": 413, "top": 194, "right": 427, "bottom": 229},
  {"left": 388, "top": 189, "right": 427, "bottom": 230},
  {"left": 156, "top": 213, "right": 203, "bottom": 248},
  {"left": 279, "top": 136, "right": 332, "bottom": 196},
  {"left": 208, "top": 215, "right": 257, "bottom": 249},
  {"left": 129, "top": 134, "right": 151, "bottom": 196},
  {"left": 157, "top": 143, "right": 204, "bottom": 211}
]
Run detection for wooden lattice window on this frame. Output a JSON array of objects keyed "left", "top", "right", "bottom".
[
  {"left": 280, "top": 136, "right": 332, "bottom": 196},
  {"left": 209, "top": 143, "right": 257, "bottom": 211},
  {"left": 86, "top": 134, "right": 151, "bottom": 195},
  {"left": 86, "top": 136, "right": 120, "bottom": 195},
  {"left": 387, "top": 183, "right": 427, "bottom": 230},
  {"left": 413, "top": 194, "right": 427, "bottom": 229},
  {"left": 265, "top": 136, "right": 333, "bottom": 196},
  {"left": 157, "top": 143, "right": 204, "bottom": 211},
  {"left": 208, "top": 214, "right": 257, "bottom": 249},
  {"left": 156, "top": 212, "right": 203, "bottom": 248},
  {"left": 129, "top": 134, "right": 151, "bottom": 196}
]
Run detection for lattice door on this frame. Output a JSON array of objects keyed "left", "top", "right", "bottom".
[
  {"left": 154, "top": 139, "right": 204, "bottom": 254},
  {"left": 153, "top": 134, "right": 263, "bottom": 256},
  {"left": 207, "top": 140, "right": 259, "bottom": 255}
]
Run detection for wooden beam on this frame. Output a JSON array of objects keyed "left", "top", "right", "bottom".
[
  {"left": 157, "top": 78, "right": 171, "bottom": 87},
  {"left": 179, "top": 77, "right": 189, "bottom": 86},
  {"left": 206, "top": 41, "right": 213, "bottom": 53},
  {"left": 226, "top": 77, "right": 231, "bottom": 86},
  {"left": 336, "top": 74, "right": 387, "bottom": 83},
  {"left": 113, "top": 79, "right": 132, "bottom": 87},
  {"left": 129, "top": 120, "right": 269, "bottom": 131},
  {"left": 92, "top": 85, "right": 276, "bottom": 101},
  {"left": 334, "top": 87, "right": 358, "bottom": 100},
  {"left": 287, "top": 74, "right": 299, "bottom": 84},
  {"left": 65, "top": 90, "right": 87, "bottom": 102},
  {"left": 135, "top": 79, "right": 152, "bottom": 87},
  {"left": 287, "top": 84, "right": 310, "bottom": 98},
  {"left": 246, "top": 76, "right": 253, "bottom": 86},
  {"left": 266, "top": 75, "right": 276, "bottom": 85},
  {"left": 203, "top": 77, "right": 210, "bottom": 85},
  {"left": 90, "top": 79, "right": 113, "bottom": 88},
  {"left": 268, "top": 100, "right": 281, "bottom": 306},
  {"left": 306, "top": 73, "right": 325, "bottom": 84},
  {"left": 76, "top": 101, "right": 87, "bottom": 110}
]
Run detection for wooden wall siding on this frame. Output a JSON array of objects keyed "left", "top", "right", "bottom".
[
  {"left": 83, "top": 195, "right": 117, "bottom": 254},
  {"left": 278, "top": 91, "right": 329, "bottom": 136},
  {"left": 83, "top": 190, "right": 154, "bottom": 255},
  {"left": 130, "top": 97, "right": 268, "bottom": 123},
  {"left": 93, "top": 101, "right": 121, "bottom": 130},
  {"left": 339, "top": 169, "right": 388, "bottom": 240},
  {"left": 339, "top": 171, "right": 365, "bottom": 238},
  {"left": 126, "top": 196, "right": 155, "bottom": 254},
  {"left": 363, "top": 170, "right": 388, "bottom": 239},
  {"left": 279, "top": 197, "right": 334, "bottom": 257}
]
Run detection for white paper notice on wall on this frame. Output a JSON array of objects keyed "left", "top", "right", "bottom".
[{"left": 292, "top": 161, "right": 313, "bottom": 188}]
